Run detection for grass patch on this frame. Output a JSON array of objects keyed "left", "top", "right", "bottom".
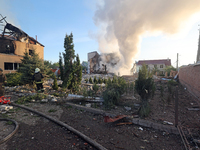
[
  {"left": 48, "top": 109, "right": 57, "bottom": 113},
  {"left": 6, "top": 121, "right": 13, "bottom": 125}
]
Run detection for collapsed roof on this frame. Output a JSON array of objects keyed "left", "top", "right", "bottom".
[{"left": 0, "top": 15, "right": 44, "bottom": 47}]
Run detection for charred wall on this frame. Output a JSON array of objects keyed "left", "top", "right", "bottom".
[{"left": 0, "top": 38, "right": 15, "bottom": 54}]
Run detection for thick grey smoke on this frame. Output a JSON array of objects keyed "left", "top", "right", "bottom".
[{"left": 93, "top": 0, "right": 200, "bottom": 75}]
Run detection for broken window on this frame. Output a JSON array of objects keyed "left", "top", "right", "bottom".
[
  {"left": 4, "top": 62, "right": 20, "bottom": 70},
  {"left": 29, "top": 49, "right": 34, "bottom": 56},
  {"left": 160, "top": 65, "right": 163, "bottom": 68}
]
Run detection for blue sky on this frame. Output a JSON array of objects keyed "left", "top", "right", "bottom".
[{"left": 1, "top": 0, "right": 200, "bottom": 69}]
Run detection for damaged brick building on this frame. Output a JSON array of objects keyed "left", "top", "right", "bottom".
[
  {"left": 0, "top": 16, "right": 44, "bottom": 73},
  {"left": 88, "top": 51, "right": 120, "bottom": 74}
]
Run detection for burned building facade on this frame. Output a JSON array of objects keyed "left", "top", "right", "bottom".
[
  {"left": 0, "top": 16, "right": 44, "bottom": 73},
  {"left": 88, "top": 51, "right": 120, "bottom": 74}
]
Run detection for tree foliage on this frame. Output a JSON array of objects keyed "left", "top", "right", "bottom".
[
  {"left": 93, "top": 76, "right": 98, "bottom": 84},
  {"left": 164, "top": 65, "right": 176, "bottom": 76},
  {"left": 103, "top": 77, "right": 127, "bottom": 109},
  {"left": 18, "top": 50, "right": 49, "bottom": 85},
  {"left": 59, "top": 33, "right": 82, "bottom": 92},
  {"left": 89, "top": 77, "right": 93, "bottom": 84},
  {"left": 135, "top": 64, "right": 155, "bottom": 117},
  {"left": 52, "top": 75, "right": 58, "bottom": 90},
  {"left": 44, "top": 60, "right": 59, "bottom": 69}
]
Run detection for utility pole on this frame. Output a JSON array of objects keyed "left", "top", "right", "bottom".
[
  {"left": 176, "top": 53, "right": 178, "bottom": 71},
  {"left": 196, "top": 25, "right": 200, "bottom": 63}
]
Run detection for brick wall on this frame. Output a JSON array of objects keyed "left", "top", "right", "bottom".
[{"left": 179, "top": 64, "right": 200, "bottom": 99}]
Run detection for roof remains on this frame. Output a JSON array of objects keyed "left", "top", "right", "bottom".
[
  {"left": 0, "top": 14, "right": 44, "bottom": 47},
  {"left": 137, "top": 59, "right": 171, "bottom": 66}
]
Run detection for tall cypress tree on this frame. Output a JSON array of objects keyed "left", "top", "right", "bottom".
[
  {"left": 62, "top": 33, "right": 75, "bottom": 88},
  {"left": 60, "top": 33, "right": 82, "bottom": 92},
  {"left": 59, "top": 52, "right": 64, "bottom": 80},
  {"left": 75, "top": 54, "right": 82, "bottom": 85}
]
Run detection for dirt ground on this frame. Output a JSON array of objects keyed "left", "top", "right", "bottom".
[{"left": 0, "top": 81, "right": 200, "bottom": 150}]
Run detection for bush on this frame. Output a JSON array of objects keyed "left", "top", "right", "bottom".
[
  {"left": 92, "top": 83, "right": 99, "bottom": 96},
  {"left": 168, "top": 79, "right": 178, "bottom": 86},
  {"left": 52, "top": 75, "right": 58, "bottom": 90},
  {"left": 6, "top": 72, "right": 23, "bottom": 86},
  {"left": 15, "top": 93, "right": 47, "bottom": 104},
  {"left": 98, "top": 78, "right": 103, "bottom": 84},
  {"left": 103, "top": 77, "right": 126, "bottom": 109},
  {"left": 89, "top": 77, "right": 93, "bottom": 84},
  {"left": 103, "top": 78, "right": 107, "bottom": 84},
  {"left": 135, "top": 64, "right": 155, "bottom": 118},
  {"left": 85, "top": 78, "right": 88, "bottom": 83},
  {"left": 82, "top": 87, "right": 88, "bottom": 99},
  {"left": 93, "top": 76, "right": 98, "bottom": 84}
]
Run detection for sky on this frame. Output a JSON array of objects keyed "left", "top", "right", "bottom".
[{"left": 1, "top": 0, "right": 200, "bottom": 74}]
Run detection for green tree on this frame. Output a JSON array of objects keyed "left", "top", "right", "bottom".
[
  {"left": 59, "top": 33, "right": 81, "bottom": 92},
  {"left": 92, "top": 83, "right": 99, "bottom": 96},
  {"left": 44, "top": 60, "right": 59, "bottom": 69},
  {"left": 93, "top": 76, "right": 98, "bottom": 84},
  {"left": 18, "top": 50, "right": 48, "bottom": 85},
  {"left": 52, "top": 75, "right": 58, "bottom": 90},
  {"left": 98, "top": 78, "right": 103, "bottom": 84},
  {"left": 75, "top": 54, "right": 82, "bottom": 85},
  {"left": 107, "top": 77, "right": 112, "bottom": 85},
  {"left": 135, "top": 64, "right": 155, "bottom": 117},
  {"left": 103, "top": 78, "right": 107, "bottom": 84},
  {"left": 85, "top": 78, "right": 88, "bottom": 83},
  {"left": 89, "top": 77, "right": 93, "bottom": 84},
  {"left": 103, "top": 77, "right": 126, "bottom": 109},
  {"left": 112, "top": 76, "right": 117, "bottom": 83},
  {"left": 59, "top": 52, "right": 64, "bottom": 80},
  {"left": 165, "top": 65, "right": 176, "bottom": 76},
  {"left": 152, "top": 65, "right": 160, "bottom": 75}
]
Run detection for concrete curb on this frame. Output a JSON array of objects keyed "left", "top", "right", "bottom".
[{"left": 65, "top": 102, "right": 179, "bottom": 135}]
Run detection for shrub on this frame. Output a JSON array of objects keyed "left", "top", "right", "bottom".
[
  {"left": 85, "top": 78, "right": 88, "bottom": 83},
  {"left": 89, "top": 77, "right": 93, "bottom": 84},
  {"left": 92, "top": 83, "right": 99, "bottom": 96},
  {"left": 135, "top": 64, "right": 155, "bottom": 118},
  {"left": 107, "top": 77, "right": 112, "bottom": 85},
  {"left": 98, "top": 78, "right": 103, "bottom": 84},
  {"left": 6, "top": 72, "right": 23, "bottom": 86},
  {"left": 103, "top": 77, "right": 126, "bottom": 109},
  {"left": 15, "top": 93, "right": 47, "bottom": 104},
  {"left": 93, "top": 76, "right": 98, "bottom": 84},
  {"left": 52, "top": 75, "right": 58, "bottom": 90},
  {"left": 82, "top": 87, "right": 88, "bottom": 99},
  {"left": 103, "top": 78, "right": 107, "bottom": 84}
]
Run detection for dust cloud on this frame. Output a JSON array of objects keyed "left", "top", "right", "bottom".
[{"left": 93, "top": 0, "right": 200, "bottom": 75}]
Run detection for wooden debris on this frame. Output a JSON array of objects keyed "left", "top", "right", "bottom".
[
  {"left": 116, "top": 122, "right": 132, "bottom": 126},
  {"left": 187, "top": 108, "right": 200, "bottom": 111}
]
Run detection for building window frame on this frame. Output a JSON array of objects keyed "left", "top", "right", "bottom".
[{"left": 4, "top": 62, "right": 20, "bottom": 70}]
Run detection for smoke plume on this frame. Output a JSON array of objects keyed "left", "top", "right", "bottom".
[{"left": 93, "top": 0, "right": 200, "bottom": 75}]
